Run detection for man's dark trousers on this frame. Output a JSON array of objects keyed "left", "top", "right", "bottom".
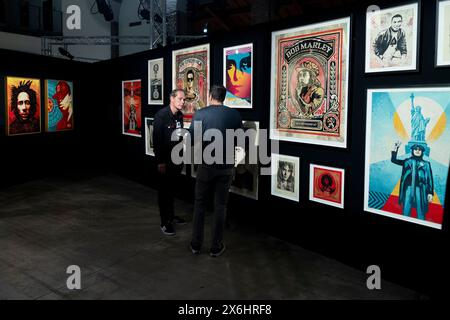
[
  {"left": 157, "top": 164, "right": 182, "bottom": 225},
  {"left": 191, "top": 165, "right": 234, "bottom": 250}
]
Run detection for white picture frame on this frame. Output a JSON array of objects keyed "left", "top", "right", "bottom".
[{"left": 271, "top": 153, "right": 300, "bottom": 202}]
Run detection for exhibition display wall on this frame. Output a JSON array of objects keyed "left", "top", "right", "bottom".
[{"left": 94, "top": 0, "right": 449, "bottom": 297}]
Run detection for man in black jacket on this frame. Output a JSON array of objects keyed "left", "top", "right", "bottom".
[
  {"left": 189, "top": 85, "right": 242, "bottom": 257},
  {"left": 153, "top": 89, "right": 187, "bottom": 236}
]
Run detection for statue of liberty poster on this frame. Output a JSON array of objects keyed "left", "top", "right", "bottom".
[{"left": 364, "top": 88, "right": 450, "bottom": 229}]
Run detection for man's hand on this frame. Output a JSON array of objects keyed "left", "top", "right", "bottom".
[
  {"left": 394, "top": 141, "right": 401, "bottom": 152},
  {"left": 158, "top": 163, "right": 166, "bottom": 175}
]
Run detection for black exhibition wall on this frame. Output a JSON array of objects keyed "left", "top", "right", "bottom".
[
  {"left": 0, "top": 49, "right": 105, "bottom": 188},
  {"left": 93, "top": 0, "right": 450, "bottom": 298}
]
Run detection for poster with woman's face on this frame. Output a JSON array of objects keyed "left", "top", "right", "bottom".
[
  {"left": 45, "top": 79, "right": 74, "bottom": 132},
  {"left": 437, "top": 0, "right": 450, "bottom": 66},
  {"left": 365, "top": 3, "right": 418, "bottom": 73},
  {"left": 223, "top": 43, "right": 252, "bottom": 108},
  {"left": 271, "top": 154, "right": 300, "bottom": 202},
  {"left": 6, "top": 77, "right": 41, "bottom": 136},
  {"left": 122, "top": 80, "right": 142, "bottom": 137},
  {"left": 145, "top": 117, "right": 154, "bottom": 156},
  {"left": 309, "top": 164, "right": 344, "bottom": 208}
]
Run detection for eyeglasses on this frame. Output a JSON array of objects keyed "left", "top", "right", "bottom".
[{"left": 187, "top": 77, "right": 194, "bottom": 82}]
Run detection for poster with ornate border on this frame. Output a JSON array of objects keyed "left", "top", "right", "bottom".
[
  {"left": 230, "top": 121, "right": 259, "bottom": 200},
  {"left": 6, "top": 76, "right": 41, "bottom": 136},
  {"left": 145, "top": 117, "right": 154, "bottom": 156},
  {"left": 309, "top": 164, "right": 345, "bottom": 208},
  {"left": 270, "top": 17, "right": 350, "bottom": 148},
  {"left": 437, "top": 0, "right": 450, "bottom": 67},
  {"left": 271, "top": 154, "right": 300, "bottom": 202},
  {"left": 223, "top": 43, "right": 253, "bottom": 109},
  {"left": 172, "top": 44, "right": 210, "bottom": 121},
  {"left": 45, "top": 79, "right": 74, "bottom": 132},
  {"left": 365, "top": 3, "right": 419, "bottom": 73},
  {"left": 364, "top": 88, "right": 450, "bottom": 229},
  {"left": 148, "top": 58, "right": 164, "bottom": 105},
  {"left": 122, "top": 79, "right": 142, "bottom": 137}
]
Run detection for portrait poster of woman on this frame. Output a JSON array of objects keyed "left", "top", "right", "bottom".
[
  {"left": 6, "top": 77, "right": 41, "bottom": 136},
  {"left": 145, "top": 117, "right": 154, "bottom": 156},
  {"left": 309, "top": 164, "right": 345, "bottom": 208},
  {"left": 122, "top": 79, "right": 142, "bottom": 137},
  {"left": 45, "top": 79, "right": 74, "bottom": 132},
  {"left": 271, "top": 154, "right": 300, "bottom": 202},
  {"left": 223, "top": 43, "right": 253, "bottom": 109}
]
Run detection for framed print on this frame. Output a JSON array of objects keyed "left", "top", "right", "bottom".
[
  {"left": 223, "top": 43, "right": 253, "bottom": 108},
  {"left": 309, "top": 164, "right": 345, "bottom": 208},
  {"left": 172, "top": 44, "right": 210, "bottom": 120},
  {"left": 6, "top": 77, "right": 41, "bottom": 136},
  {"left": 122, "top": 79, "right": 142, "bottom": 137},
  {"left": 148, "top": 58, "right": 164, "bottom": 104},
  {"left": 230, "top": 121, "right": 259, "bottom": 200},
  {"left": 145, "top": 117, "right": 154, "bottom": 156},
  {"left": 270, "top": 17, "right": 350, "bottom": 148},
  {"left": 364, "top": 87, "right": 450, "bottom": 229},
  {"left": 271, "top": 154, "right": 300, "bottom": 202},
  {"left": 437, "top": 0, "right": 450, "bottom": 66},
  {"left": 45, "top": 79, "right": 74, "bottom": 132},
  {"left": 365, "top": 3, "right": 419, "bottom": 73}
]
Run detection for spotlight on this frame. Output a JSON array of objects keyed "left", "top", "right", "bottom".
[
  {"left": 203, "top": 23, "right": 208, "bottom": 34},
  {"left": 154, "top": 13, "right": 163, "bottom": 24},
  {"left": 58, "top": 47, "right": 74, "bottom": 60},
  {"left": 139, "top": 8, "right": 150, "bottom": 20},
  {"left": 95, "top": 0, "right": 114, "bottom": 22}
]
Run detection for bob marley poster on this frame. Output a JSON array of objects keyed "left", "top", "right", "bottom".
[
  {"left": 309, "top": 164, "right": 345, "bottom": 208},
  {"left": 364, "top": 88, "right": 450, "bottom": 229},
  {"left": 223, "top": 43, "right": 252, "bottom": 108},
  {"left": 172, "top": 44, "right": 209, "bottom": 120},
  {"left": 270, "top": 17, "right": 350, "bottom": 148},
  {"left": 45, "top": 80, "right": 74, "bottom": 132},
  {"left": 6, "top": 77, "right": 41, "bottom": 136},
  {"left": 122, "top": 79, "right": 142, "bottom": 137}
]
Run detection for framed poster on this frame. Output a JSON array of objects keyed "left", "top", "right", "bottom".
[
  {"left": 223, "top": 43, "right": 253, "bottom": 108},
  {"left": 5, "top": 77, "right": 41, "bottom": 136},
  {"left": 271, "top": 154, "right": 300, "bottom": 202},
  {"left": 148, "top": 58, "right": 164, "bottom": 105},
  {"left": 145, "top": 117, "right": 154, "bottom": 156},
  {"left": 364, "top": 88, "right": 450, "bottom": 229},
  {"left": 437, "top": 0, "right": 450, "bottom": 67},
  {"left": 230, "top": 121, "right": 259, "bottom": 200},
  {"left": 172, "top": 44, "right": 210, "bottom": 120},
  {"left": 365, "top": 3, "right": 419, "bottom": 73},
  {"left": 45, "top": 79, "right": 74, "bottom": 132},
  {"left": 309, "top": 164, "right": 345, "bottom": 208},
  {"left": 122, "top": 79, "right": 142, "bottom": 137},
  {"left": 270, "top": 17, "right": 350, "bottom": 148}
]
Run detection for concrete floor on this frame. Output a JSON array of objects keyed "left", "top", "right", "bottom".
[{"left": 0, "top": 174, "right": 424, "bottom": 300}]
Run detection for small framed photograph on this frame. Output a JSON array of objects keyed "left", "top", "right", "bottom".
[
  {"left": 365, "top": 2, "right": 419, "bottom": 73},
  {"left": 144, "top": 117, "right": 154, "bottom": 156},
  {"left": 309, "top": 164, "right": 345, "bottom": 208},
  {"left": 148, "top": 58, "right": 164, "bottom": 105},
  {"left": 436, "top": 0, "right": 450, "bottom": 67},
  {"left": 271, "top": 154, "right": 300, "bottom": 202}
]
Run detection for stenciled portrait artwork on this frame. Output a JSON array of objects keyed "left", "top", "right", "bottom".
[
  {"left": 145, "top": 117, "right": 154, "bottom": 156},
  {"left": 122, "top": 79, "right": 142, "bottom": 137},
  {"left": 271, "top": 154, "right": 300, "bottom": 202},
  {"left": 223, "top": 43, "right": 253, "bottom": 109},
  {"left": 309, "top": 164, "right": 345, "bottom": 209},
  {"left": 437, "top": 0, "right": 450, "bottom": 66},
  {"left": 172, "top": 44, "right": 210, "bottom": 121},
  {"left": 364, "top": 88, "right": 450, "bottom": 229},
  {"left": 6, "top": 76, "right": 41, "bottom": 136},
  {"left": 270, "top": 17, "right": 350, "bottom": 148},
  {"left": 230, "top": 121, "right": 259, "bottom": 200},
  {"left": 365, "top": 2, "right": 419, "bottom": 73},
  {"left": 148, "top": 58, "right": 164, "bottom": 105},
  {"left": 45, "top": 80, "right": 74, "bottom": 132}
]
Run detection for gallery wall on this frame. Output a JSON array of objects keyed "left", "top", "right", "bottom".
[
  {"left": 0, "top": 49, "right": 104, "bottom": 188},
  {"left": 94, "top": 0, "right": 450, "bottom": 298}
]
